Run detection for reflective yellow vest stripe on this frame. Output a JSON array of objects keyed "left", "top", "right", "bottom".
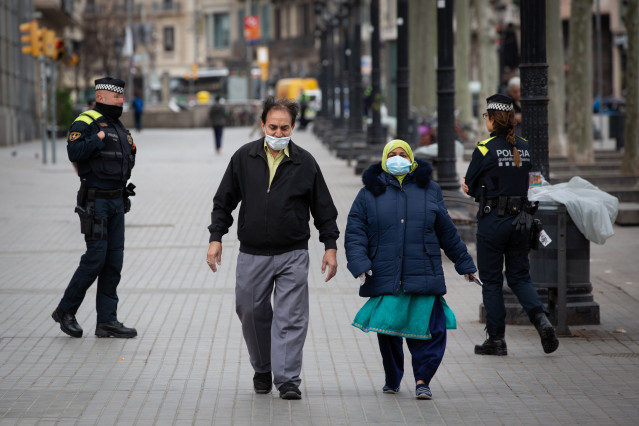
[
  {"left": 73, "top": 110, "right": 103, "bottom": 125},
  {"left": 477, "top": 136, "right": 496, "bottom": 156}
]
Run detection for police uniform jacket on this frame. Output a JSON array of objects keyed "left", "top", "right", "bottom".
[
  {"left": 67, "top": 106, "right": 136, "bottom": 189},
  {"left": 208, "top": 138, "right": 339, "bottom": 256},
  {"left": 344, "top": 160, "right": 476, "bottom": 298},
  {"left": 465, "top": 132, "right": 531, "bottom": 201}
]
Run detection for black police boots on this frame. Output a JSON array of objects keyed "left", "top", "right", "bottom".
[
  {"left": 95, "top": 321, "right": 137, "bottom": 338},
  {"left": 52, "top": 307, "right": 83, "bottom": 338},
  {"left": 474, "top": 335, "right": 508, "bottom": 356},
  {"left": 532, "top": 312, "right": 559, "bottom": 354}
]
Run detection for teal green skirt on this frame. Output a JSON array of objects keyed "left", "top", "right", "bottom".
[{"left": 352, "top": 289, "right": 456, "bottom": 340}]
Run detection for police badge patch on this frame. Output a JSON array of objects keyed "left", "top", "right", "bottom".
[
  {"left": 127, "top": 135, "right": 133, "bottom": 145},
  {"left": 69, "top": 132, "right": 81, "bottom": 141}
]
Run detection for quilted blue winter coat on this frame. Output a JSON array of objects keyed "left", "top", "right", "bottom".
[{"left": 345, "top": 159, "right": 476, "bottom": 298}]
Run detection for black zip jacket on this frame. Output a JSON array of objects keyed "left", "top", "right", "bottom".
[{"left": 208, "top": 138, "right": 339, "bottom": 255}]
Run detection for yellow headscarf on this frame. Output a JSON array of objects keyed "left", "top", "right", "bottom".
[{"left": 381, "top": 139, "right": 418, "bottom": 184}]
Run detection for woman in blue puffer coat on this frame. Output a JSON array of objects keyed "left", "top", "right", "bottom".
[{"left": 345, "top": 139, "right": 477, "bottom": 400}]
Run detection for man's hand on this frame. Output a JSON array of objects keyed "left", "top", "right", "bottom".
[
  {"left": 97, "top": 130, "right": 105, "bottom": 140},
  {"left": 321, "top": 248, "right": 338, "bottom": 282},
  {"left": 206, "top": 241, "right": 222, "bottom": 272}
]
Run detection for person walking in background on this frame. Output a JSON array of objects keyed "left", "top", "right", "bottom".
[
  {"left": 133, "top": 92, "right": 144, "bottom": 132},
  {"left": 345, "top": 139, "right": 478, "bottom": 400},
  {"left": 206, "top": 96, "right": 339, "bottom": 400},
  {"left": 52, "top": 77, "right": 138, "bottom": 339},
  {"left": 463, "top": 94, "right": 558, "bottom": 356},
  {"left": 507, "top": 76, "right": 522, "bottom": 135},
  {"left": 208, "top": 96, "right": 227, "bottom": 154}
]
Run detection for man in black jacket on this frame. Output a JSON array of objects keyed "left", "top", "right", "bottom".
[{"left": 206, "top": 97, "right": 339, "bottom": 400}]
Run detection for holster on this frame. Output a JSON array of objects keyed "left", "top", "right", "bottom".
[
  {"left": 123, "top": 182, "right": 136, "bottom": 214},
  {"left": 75, "top": 181, "right": 105, "bottom": 241},
  {"left": 478, "top": 185, "right": 488, "bottom": 217}
]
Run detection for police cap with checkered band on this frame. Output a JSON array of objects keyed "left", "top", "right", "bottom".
[
  {"left": 94, "top": 77, "right": 125, "bottom": 94},
  {"left": 486, "top": 94, "right": 513, "bottom": 112}
]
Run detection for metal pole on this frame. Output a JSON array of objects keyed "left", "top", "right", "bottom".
[
  {"left": 367, "top": 0, "right": 385, "bottom": 145},
  {"left": 193, "top": 0, "right": 199, "bottom": 100},
  {"left": 396, "top": 0, "right": 409, "bottom": 141},
  {"left": 596, "top": 0, "right": 604, "bottom": 141},
  {"left": 436, "top": 0, "right": 458, "bottom": 190},
  {"left": 337, "top": 19, "right": 347, "bottom": 128},
  {"left": 126, "top": 0, "right": 134, "bottom": 99},
  {"left": 40, "top": 58, "right": 47, "bottom": 164},
  {"left": 520, "top": 0, "right": 549, "bottom": 180},
  {"left": 246, "top": 0, "right": 253, "bottom": 100},
  {"left": 348, "top": 0, "right": 364, "bottom": 136},
  {"left": 50, "top": 61, "right": 57, "bottom": 164}
]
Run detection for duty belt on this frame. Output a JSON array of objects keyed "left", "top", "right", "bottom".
[
  {"left": 87, "top": 188, "right": 123, "bottom": 200},
  {"left": 484, "top": 196, "right": 525, "bottom": 216}
]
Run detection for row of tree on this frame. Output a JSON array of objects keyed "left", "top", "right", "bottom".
[{"left": 409, "top": 0, "right": 637, "bottom": 176}]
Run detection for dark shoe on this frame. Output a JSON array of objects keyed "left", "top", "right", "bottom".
[
  {"left": 52, "top": 308, "right": 83, "bottom": 338},
  {"left": 416, "top": 384, "right": 432, "bottom": 400},
  {"left": 474, "top": 335, "right": 508, "bottom": 356},
  {"left": 533, "top": 313, "right": 559, "bottom": 354},
  {"left": 279, "top": 382, "right": 302, "bottom": 400},
  {"left": 382, "top": 385, "right": 400, "bottom": 394},
  {"left": 95, "top": 321, "right": 137, "bottom": 338},
  {"left": 253, "top": 372, "right": 272, "bottom": 394}
]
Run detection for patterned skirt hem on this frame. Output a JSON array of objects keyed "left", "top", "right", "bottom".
[{"left": 352, "top": 322, "right": 433, "bottom": 340}]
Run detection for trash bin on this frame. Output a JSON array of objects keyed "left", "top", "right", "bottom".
[{"left": 529, "top": 201, "right": 600, "bottom": 327}]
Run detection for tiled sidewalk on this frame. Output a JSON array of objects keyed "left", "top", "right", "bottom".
[{"left": 0, "top": 126, "right": 638, "bottom": 425}]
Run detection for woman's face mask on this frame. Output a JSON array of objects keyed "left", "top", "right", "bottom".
[{"left": 386, "top": 155, "right": 412, "bottom": 175}]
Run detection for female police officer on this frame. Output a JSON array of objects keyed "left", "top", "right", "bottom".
[{"left": 463, "top": 94, "right": 558, "bottom": 356}]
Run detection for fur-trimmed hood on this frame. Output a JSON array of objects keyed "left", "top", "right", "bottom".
[{"left": 362, "top": 158, "right": 433, "bottom": 196}]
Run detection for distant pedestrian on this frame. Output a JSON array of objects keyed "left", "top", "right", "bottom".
[
  {"left": 345, "top": 139, "right": 478, "bottom": 400},
  {"left": 52, "top": 77, "right": 138, "bottom": 339},
  {"left": 507, "top": 76, "right": 522, "bottom": 135},
  {"left": 133, "top": 93, "right": 144, "bottom": 132},
  {"left": 208, "top": 96, "right": 227, "bottom": 154},
  {"left": 463, "top": 93, "right": 558, "bottom": 356},
  {"left": 206, "top": 96, "right": 339, "bottom": 400}
]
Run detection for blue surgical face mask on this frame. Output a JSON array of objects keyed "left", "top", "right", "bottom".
[
  {"left": 386, "top": 156, "right": 412, "bottom": 175},
  {"left": 265, "top": 134, "right": 290, "bottom": 151}
]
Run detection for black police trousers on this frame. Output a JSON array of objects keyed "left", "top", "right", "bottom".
[
  {"left": 476, "top": 211, "right": 548, "bottom": 337},
  {"left": 58, "top": 196, "right": 125, "bottom": 323}
]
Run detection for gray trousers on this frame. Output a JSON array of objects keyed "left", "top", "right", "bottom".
[{"left": 235, "top": 249, "right": 310, "bottom": 389}]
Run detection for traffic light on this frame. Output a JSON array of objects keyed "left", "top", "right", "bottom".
[
  {"left": 19, "top": 20, "right": 42, "bottom": 57},
  {"left": 42, "top": 29, "right": 55, "bottom": 58},
  {"left": 53, "top": 38, "right": 65, "bottom": 61}
]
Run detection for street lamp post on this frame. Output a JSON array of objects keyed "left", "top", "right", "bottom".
[
  {"left": 367, "top": 0, "right": 386, "bottom": 145},
  {"left": 396, "top": 0, "right": 409, "bottom": 142},
  {"left": 519, "top": 0, "right": 549, "bottom": 180},
  {"left": 347, "top": 0, "right": 364, "bottom": 140},
  {"left": 436, "top": 0, "right": 459, "bottom": 191}
]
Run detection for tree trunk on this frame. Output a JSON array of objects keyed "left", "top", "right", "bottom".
[
  {"left": 474, "top": 0, "right": 499, "bottom": 141},
  {"left": 622, "top": 0, "right": 639, "bottom": 176},
  {"left": 546, "top": 0, "right": 567, "bottom": 156},
  {"left": 409, "top": 0, "right": 437, "bottom": 117},
  {"left": 455, "top": 0, "right": 472, "bottom": 127},
  {"left": 567, "top": 0, "right": 594, "bottom": 163}
]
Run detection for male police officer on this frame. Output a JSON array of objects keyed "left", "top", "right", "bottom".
[{"left": 52, "top": 77, "right": 137, "bottom": 338}]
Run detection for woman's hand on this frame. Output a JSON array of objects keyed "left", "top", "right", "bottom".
[
  {"left": 465, "top": 272, "right": 482, "bottom": 286},
  {"left": 358, "top": 270, "right": 372, "bottom": 285}
]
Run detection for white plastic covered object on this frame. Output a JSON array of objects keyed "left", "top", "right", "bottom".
[{"left": 528, "top": 176, "right": 619, "bottom": 245}]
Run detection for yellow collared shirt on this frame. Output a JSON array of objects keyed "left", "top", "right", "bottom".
[{"left": 264, "top": 140, "right": 290, "bottom": 188}]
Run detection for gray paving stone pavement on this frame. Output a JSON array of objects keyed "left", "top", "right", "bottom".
[{"left": 1, "top": 126, "right": 639, "bottom": 425}]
